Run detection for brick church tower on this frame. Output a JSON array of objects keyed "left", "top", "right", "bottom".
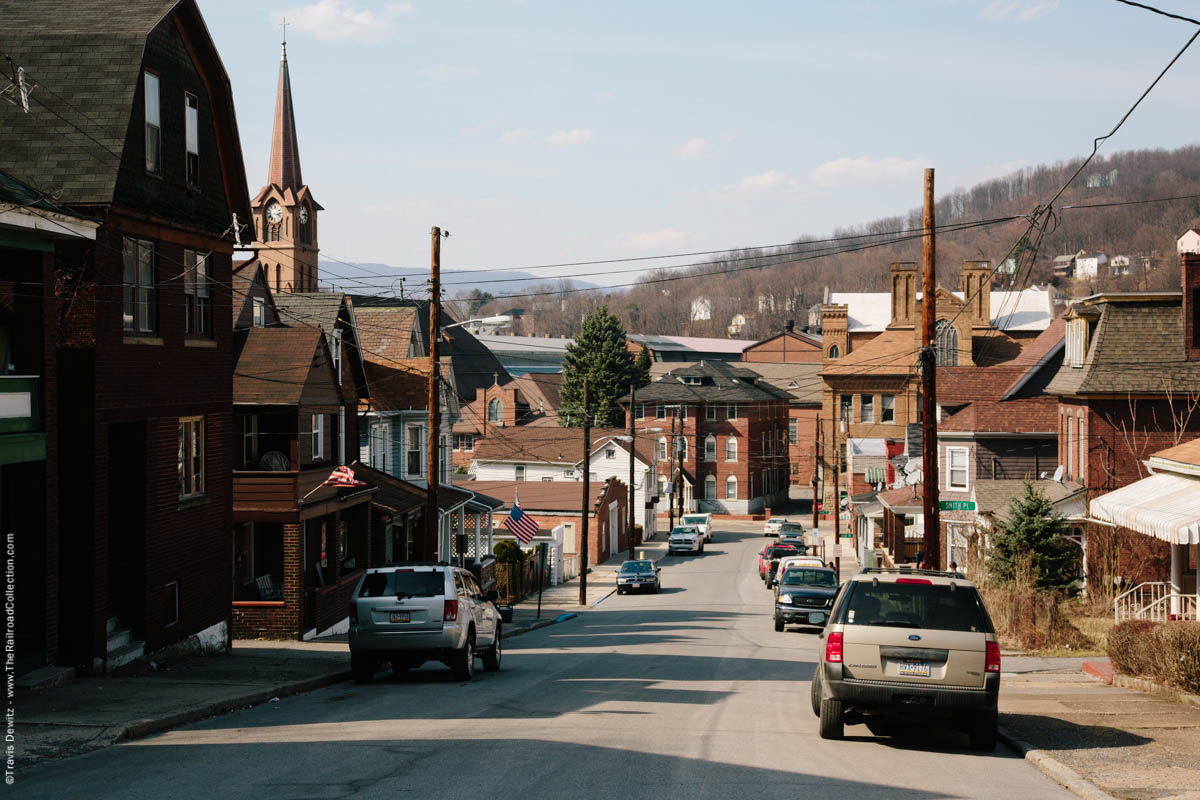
[{"left": 251, "top": 35, "right": 321, "bottom": 294}]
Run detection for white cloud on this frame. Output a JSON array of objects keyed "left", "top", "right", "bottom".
[
  {"left": 624, "top": 228, "right": 690, "bottom": 250},
  {"left": 738, "top": 170, "right": 795, "bottom": 191},
  {"left": 500, "top": 128, "right": 536, "bottom": 144},
  {"left": 425, "top": 65, "right": 478, "bottom": 84},
  {"left": 273, "top": 0, "right": 413, "bottom": 44},
  {"left": 808, "top": 156, "right": 925, "bottom": 186},
  {"left": 674, "top": 138, "right": 709, "bottom": 160},
  {"left": 981, "top": 1, "right": 1058, "bottom": 21},
  {"left": 547, "top": 129, "right": 593, "bottom": 148}
]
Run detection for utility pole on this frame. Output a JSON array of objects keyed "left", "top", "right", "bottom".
[
  {"left": 668, "top": 409, "right": 678, "bottom": 531},
  {"left": 675, "top": 406, "right": 685, "bottom": 522},
  {"left": 628, "top": 383, "right": 637, "bottom": 561},
  {"left": 426, "top": 226, "right": 442, "bottom": 561},
  {"left": 812, "top": 417, "right": 821, "bottom": 531},
  {"left": 920, "top": 168, "right": 942, "bottom": 570},
  {"left": 832, "top": 410, "right": 840, "bottom": 576},
  {"left": 579, "top": 380, "right": 591, "bottom": 605}
]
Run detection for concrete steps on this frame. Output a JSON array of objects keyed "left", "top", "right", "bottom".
[{"left": 106, "top": 616, "right": 144, "bottom": 671}]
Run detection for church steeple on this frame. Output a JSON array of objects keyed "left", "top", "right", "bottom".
[
  {"left": 250, "top": 24, "right": 322, "bottom": 296},
  {"left": 267, "top": 38, "right": 302, "bottom": 192}
]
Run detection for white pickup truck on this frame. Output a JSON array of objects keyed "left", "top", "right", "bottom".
[
  {"left": 680, "top": 513, "right": 713, "bottom": 541},
  {"left": 668, "top": 525, "right": 704, "bottom": 555}
]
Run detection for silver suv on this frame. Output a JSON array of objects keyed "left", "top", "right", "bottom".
[
  {"left": 349, "top": 564, "right": 502, "bottom": 683},
  {"left": 812, "top": 568, "right": 1001, "bottom": 750}
]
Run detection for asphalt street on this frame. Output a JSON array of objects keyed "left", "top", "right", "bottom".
[{"left": 11, "top": 522, "right": 1076, "bottom": 799}]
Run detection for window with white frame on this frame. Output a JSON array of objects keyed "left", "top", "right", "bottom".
[
  {"left": 704, "top": 434, "right": 716, "bottom": 461},
  {"left": 947, "top": 446, "right": 969, "bottom": 491},
  {"left": 935, "top": 319, "right": 959, "bottom": 366},
  {"left": 655, "top": 404, "right": 665, "bottom": 419},
  {"left": 178, "top": 416, "right": 205, "bottom": 497},
  {"left": 1077, "top": 411, "right": 1086, "bottom": 482},
  {"left": 331, "top": 330, "right": 343, "bottom": 384},
  {"left": 488, "top": 399, "right": 502, "bottom": 424},
  {"left": 677, "top": 437, "right": 688, "bottom": 460},
  {"left": 144, "top": 72, "right": 160, "bottom": 174},
  {"left": 311, "top": 414, "right": 325, "bottom": 460},
  {"left": 704, "top": 474, "right": 717, "bottom": 500},
  {"left": 1066, "top": 318, "right": 1089, "bottom": 368},
  {"left": 404, "top": 425, "right": 421, "bottom": 476},
  {"left": 727, "top": 403, "right": 738, "bottom": 420},
  {"left": 828, "top": 344, "right": 840, "bottom": 359},
  {"left": 725, "top": 436, "right": 737, "bottom": 461},
  {"left": 515, "top": 464, "right": 526, "bottom": 482},
  {"left": 839, "top": 394, "right": 852, "bottom": 424},
  {"left": 860, "top": 394, "right": 874, "bottom": 423},
  {"left": 183, "top": 250, "right": 210, "bottom": 337},
  {"left": 605, "top": 447, "right": 616, "bottom": 459},
  {"left": 788, "top": 418, "right": 797, "bottom": 444},
  {"left": 252, "top": 297, "right": 265, "bottom": 328},
  {"left": 881, "top": 394, "right": 895, "bottom": 423},
  {"left": 725, "top": 475, "right": 738, "bottom": 500},
  {"left": 240, "top": 414, "right": 258, "bottom": 469},
  {"left": 122, "top": 238, "right": 157, "bottom": 334},
  {"left": 657, "top": 437, "right": 668, "bottom": 461},
  {"left": 1066, "top": 413, "right": 1075, "bottom": 479},
  {"left": 184, "top": 92, "right": 199, "bottom": 187}
]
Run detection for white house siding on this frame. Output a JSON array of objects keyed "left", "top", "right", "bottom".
[
  {"left": 585, "top": 450, "right": 657, "bottom": 531},
  {"left": 472, "top": 460, "right": 573, "bottom": 483}
]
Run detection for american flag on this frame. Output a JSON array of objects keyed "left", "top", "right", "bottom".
[
  {"left": 503, "top": 492, "right": 539, "bottom": 544},
  {"left": 322, "top": 465, "right": 366, "bottom": 488}
]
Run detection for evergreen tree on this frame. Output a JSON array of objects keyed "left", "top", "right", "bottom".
[
  {"left": 634, "top": 344, "right": 652, "bottom": 388},
  {"left": 560, "top": 306, "right": 636, "bottom": 427},
  {"left": 989, "top": 481, "right": 1077, "bottom": 591}
]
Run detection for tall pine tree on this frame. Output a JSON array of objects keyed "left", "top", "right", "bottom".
[
  {"left": 634, "top": 344, "right": 652, "bottom": 388},
  {"left": 560, "top": 306, "right": 636, "bottom": 427},
  {"left": 989, "top": 481, "right": 1077, "bottom": 592}
]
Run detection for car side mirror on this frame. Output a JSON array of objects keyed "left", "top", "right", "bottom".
[{"left": 485, "top": 589, "right": 499, "bottom": 602}]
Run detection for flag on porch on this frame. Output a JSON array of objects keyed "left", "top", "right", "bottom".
[
  {"left": 503, "top": 492, "right": 539, "bottom": 544},
  {"left": 322, "top": 465, "right": 366, "bottom": 488}
]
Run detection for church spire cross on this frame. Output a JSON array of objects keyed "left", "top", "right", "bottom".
[{"left": 280, "top": 17, "right": 288, "bottom": 55}]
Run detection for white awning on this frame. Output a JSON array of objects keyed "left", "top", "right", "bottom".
[{"left": 1089, "top": 472, "right": 1200, "bottom": 545}]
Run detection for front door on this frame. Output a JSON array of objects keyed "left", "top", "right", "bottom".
[{"left": 108, "top": 422, "right": 146, "bottom": 637}]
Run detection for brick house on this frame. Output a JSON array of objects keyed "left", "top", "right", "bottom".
[
  {"left": 0, "top": 172, "right": 99, "bottom": 674},
  {"left": 818, "top": 262, "right": 1054, "bottom": 512},
  {"left": 1044, "top": 254, "right": 1200, "bottom": 584},
  {"left": 453, "top": 372, "right": 562, "bottom": 470},
  {"left": 1, "top": 0, "right": 253, "bottom": 670},
  {"left": 625, "top": 360, "right": 791, "bottom": 515},
  {"left": 457, "top": 478, "right": 629, "bottom": 565}
]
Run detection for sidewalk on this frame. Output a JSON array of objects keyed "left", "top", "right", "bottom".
[{"left": 999, "top": 657, "right": 1200, "bottom": 799}]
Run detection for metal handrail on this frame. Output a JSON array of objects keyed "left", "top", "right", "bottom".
[{"left": 1113, "top": 581, "right": 1199, "bottom": 623}]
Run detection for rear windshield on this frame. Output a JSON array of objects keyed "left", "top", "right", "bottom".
[
  {"left": 766, "top": 546, "right": 797, "bottom": 558},
  {"left": 358, "top": 570, "right": 444, "bottom": 599},
  {"left": 682, "top": 515, "right": 706, "bottom": 524},
  {"left": 782, "top": 568, "right": 836, "bottom": 587},
  {"left": 840, "top": 581, "right": 994, "bottom": 633}
]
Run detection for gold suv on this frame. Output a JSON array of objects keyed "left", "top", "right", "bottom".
[{"left": 812, "top": 568, "right": 1001, "bottom": 750}]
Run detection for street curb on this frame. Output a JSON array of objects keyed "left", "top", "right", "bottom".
[
  {"left": 501, "top": 618, "right": 558, "bottom": 640},
  {"left": 589, "top": 588, "right": 616, "bottom": 608},
  {"left": 997, "top": 726, "right": 1116, "bottom": 800},
  {"left": 114, "top": 669, "right": 351, "bottom": 743},
  {"left": 1111, "top": 673, "right": 1200, "bottom": 710}
]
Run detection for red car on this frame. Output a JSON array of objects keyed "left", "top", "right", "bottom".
[{"left": 758, "top": 543, "right": 798, "bottom": 578}]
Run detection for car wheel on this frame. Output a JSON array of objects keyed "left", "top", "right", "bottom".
[
  {"left": 351, "top": 652, "right": 375, "bottom": 684},
  {"left": 774, "top": 617, "right": 784, "bottom": 632},
  {"left": 451, "top": 632, "right": 476, "bottom": 681},
  {"left": 819, "top": 697, "right": 845, "bottom": 740},
  {"left": 482, "top": 627, "right": 502, "bottom": 672},
  {"left": 617, "top": 586, "right": 624, "bottom": 595},
  {"left": 968, "top": 710, "right": 998, "bottom": 751},
  {"left": 810, "top": 666, "right": 822, "bottom": 716}
]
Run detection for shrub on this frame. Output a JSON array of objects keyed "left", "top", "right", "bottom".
[
  {"left": 493, "top": 539, "right": 525, "bottom": 565},
  {"left": 1107, "top": 620, "right": 1200, "bottom": 694}
]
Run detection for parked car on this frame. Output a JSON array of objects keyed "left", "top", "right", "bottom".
[
  {"left": 763, "top": 517, "right": 787, "bottom": 536},
  {"left": 617, "top": 559, "right": 661, "bottom": 594},
  {"left": 778, "top": 527, "right": 809, "bottom": 550},
  {"left": 758, "top": 543, "right": 798, "bottom": 580},
  {"left": 769, "top": 554, "right": 825, "bottom": 587},
  {"left": 680, "top": 512, "right": 713, "bottom": 541},
  {"left": 774, "top": 566, "right": 838, "bottom": 631},
  {"left": 668, "top": 525, "right": 704, "bottom": 555},
  {"left": 348, "top": 564, "right": 502, "bottom": 683},
  {"left": 813, "top": 568, "right": 1001, "bottom": 750}
]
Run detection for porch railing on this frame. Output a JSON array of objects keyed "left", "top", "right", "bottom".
[{"left": 1114, "top": 581, "right": 1199, "bottom": 623}]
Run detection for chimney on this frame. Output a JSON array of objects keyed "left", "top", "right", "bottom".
[
  {"left": 889, "top": 262, "right": 917, "bottom": 327},
  {"left": 821, "top": 304, "right": 848, "bottom": 361},
  {"left": 1184, "top": 252, "right": 1200, "bottom": 360},
  {"left": 960, "top": 261, "right": 992, "bottom": 327},
  {"left": 785, "top": 319, "right": 795, "bottom": 333}
]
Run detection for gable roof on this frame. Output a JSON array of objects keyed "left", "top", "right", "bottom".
[
  {"left": 272, "top": 292, "right": 348, "bottom": 332},
  {"left": 233, "top": 327, "right": 342, "bottom": 406},
  {"left": 1045, "top": 294, "right": 1200, "bottom": 395},
  {"left": 631, "top": 360, "right": 793, "bottom": 404},
  {"left": 973, "top": 479, "right": 1085, "bottom": 525},
  {"left": 354, "top": 306, "right": 419, "bottom": 363},
  {"left": 231, "top": 258, "right": 282, "bottom": 330},
  {"left": 453, "top": 480, "right": 611, "bottom": 514},
  {"left": 0, "top": 0, "right": 251, "bottom": 223},
  {"left": 1148, "top": 437, "right": 1200, "bottom": 471},
  {"left": 473, "top": 426, "right": 628, "bottom": 464},
  {"left": 827, "top": 288, "right": 1055, "bottom": 333},
  {"left": 742, "top": 329, "right": 823, "bottom": 353},
  {"left": 650, "top": 360, "right": 822, "bottom": 403}
]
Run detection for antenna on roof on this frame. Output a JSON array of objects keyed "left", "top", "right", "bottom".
[{"left": 2, "top": 58, "right": 36, "bottom": 113}]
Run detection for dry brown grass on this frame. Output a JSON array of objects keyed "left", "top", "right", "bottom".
[{"left": 978, "top": 555, "right": 1096, "bottom": 654}]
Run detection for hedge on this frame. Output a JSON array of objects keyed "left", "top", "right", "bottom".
[{"left": 1107, "top": 620, "right": 1200, "bottom": 694}]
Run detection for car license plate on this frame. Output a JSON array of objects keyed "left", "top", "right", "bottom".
[
  {"left": 898, "top": 659, "right": 930, "bottom": 677},
  {"left": 389, "top": 611, "right": 410, "bottom": 623}
]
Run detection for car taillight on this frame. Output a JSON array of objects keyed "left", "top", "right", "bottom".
[
  {"left": 825, "top": 631, "right": 843, "bottom": 663},
  {"left": 443, "top": 599, "right": 458, "bottom": 621},
  {"left": 985, "top": 641, "right": 1001, "bottom": 673},
  {"left": 350, "top": 602, "right": 358, "bottom": 625},
  {"left": 895, "top": 578, "right": 932, "bottom": 585}
]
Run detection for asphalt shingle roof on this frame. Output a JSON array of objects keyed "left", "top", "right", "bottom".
[
  {"left": 630, "top": 360, "right": 793, "bottom": 404},
  {"left": 233, "top": 327, "right": 341, "bottom": 406}
]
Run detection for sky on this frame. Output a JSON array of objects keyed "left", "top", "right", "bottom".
[{"left": 197, "top": 0, "right": 1200, "bottom": 290}]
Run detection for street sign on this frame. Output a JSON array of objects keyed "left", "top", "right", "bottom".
[
  {"left": 838, "top": 533, "right": 853, "bottom": 539},
  {"left": 833, "top": 542, "right": 842, "bottom": 558},
  {"left": 939, "top": 500, "right": 976, "bottom": 511}
]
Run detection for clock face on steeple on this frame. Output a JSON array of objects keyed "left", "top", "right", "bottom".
[
  {"left": 298, "top": 206, "right": 309, "bottom": 224},
  {"left": 265, "top": 201, "right": 283, "bottom": 224}
]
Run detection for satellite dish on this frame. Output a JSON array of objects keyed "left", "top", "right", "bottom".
[
  {"left": 905, "top": 471, "right": 921, "bottom": 486},
  {"left": 904, "top": 459, "right": 920, "bottom": 475},
  {"left": 260, "top": 451, "right": 290, "bottom": 471},
  {"left": 1052, "top": 465, "right": 1064, "bottom": 482}
]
